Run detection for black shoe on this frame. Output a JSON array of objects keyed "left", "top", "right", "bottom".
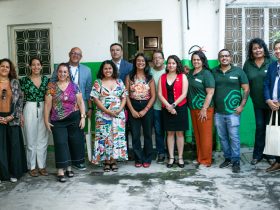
[
  {"left": 232, "top": 162, "right": 240, "bottom": 173},
  {"left": 66, "top": 171, "right": 74, "bottom": 178},
  {"left": 157, "top": 154, "right": 165, "bottom": 164},
  {"left": 219, "top": 159, "right": 231, "bottom": 168},
  {"left": 72, "top": 163, "right": 86, "bottom": 170},
  {"left": 167, "top": 158, "right": 175, "bottom": 168},
  {"left": 57, "top": 175, "right": 66, "bottom": 183},
  {"left": 250, "top": 159, "right": 261, "bottom": 165},
  {"left": 177, "top": 158, "right": 185, "bottom": 168}
]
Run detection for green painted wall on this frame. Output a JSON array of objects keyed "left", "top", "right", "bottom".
[{"left": 79, "top": 60, "right": 255, "bottom": 147}]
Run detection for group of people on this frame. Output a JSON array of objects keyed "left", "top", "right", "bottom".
[{"left": 1, "top": 38, "right": 280, "bottom": 183}]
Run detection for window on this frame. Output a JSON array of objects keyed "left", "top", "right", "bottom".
[
  {"left": 8, "top": 24, "right": 53, "bottom": 76},
  {"left": 225, "top": 6, "right": 280, "bottom": 67}
]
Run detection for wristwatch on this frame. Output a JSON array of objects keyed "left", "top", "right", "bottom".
[
  {"left": 81, "top": 114, "right": 87, "bottom": 118},
  {"left": 172, "top": 103, "right": 176, "bottom": 108}
]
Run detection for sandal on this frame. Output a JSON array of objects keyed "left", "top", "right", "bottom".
[
  {"left": 103, "top": 164, "right": 111, "bottom": 172},
  {"left": 111, "top": 163, "right": 118, "bottom": 172}
]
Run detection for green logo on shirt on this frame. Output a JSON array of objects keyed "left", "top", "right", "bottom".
[
  {"left": 224, "top": 90, "right": 241, "bottom": 113},
  {"left": 192, "top": 94, "right": 205, "bottom": 109}
]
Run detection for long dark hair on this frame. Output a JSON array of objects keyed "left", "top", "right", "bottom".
[
  {"left": 29, "top": 57, "right": 43, "bottom": 76},
  {"left": 191, "top": 50, "right": 210, "bottom": 70},
  {"left": 166, "top": 55, "right": 184, "bottom": 74},
  {"left": 247, "top": 38, "right": 270, "bottom": 60},
  {"left": 129, "top": 53, "right": 152, "bottom": 82},
  {"left": 0, "top": 58, "right": 17, "bottom": 80},
  {"left": 97, "top": 60, "right": 118, "bottom": 79},
  {"left": 56, "top": 63, "right": 72, "bottom": 82}
]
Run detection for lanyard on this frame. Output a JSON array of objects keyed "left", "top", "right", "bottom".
[{"left": 71, "top": 66, "right": 79, "bottom": 83}]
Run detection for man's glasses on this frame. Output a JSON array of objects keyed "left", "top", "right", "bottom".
[
  {"left": 2, "top": 89, "right": 7, "bottom": 100},
  {"left": 219, "top": 54, "right": 230, "bottom": 58},
  {"left": 70, "top": 52, "right": 82, "bottom": 57}
]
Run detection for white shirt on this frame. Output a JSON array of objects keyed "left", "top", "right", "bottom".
[{"left": 70, "top": 65, "right": 79, "bottom": 85}]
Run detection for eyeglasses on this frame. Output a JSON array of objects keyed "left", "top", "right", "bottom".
[
  {"left": 219, "top": 54, "right": 230, "bottom": 58},
  {"left": 2, "top": 89, "right": 7, "bottom": 100},
  {"left": 70, "top": 52, "right": 82, "bottom": 57}
]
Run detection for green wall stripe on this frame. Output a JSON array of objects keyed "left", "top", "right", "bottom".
[{"left": 61, "top": 60, "right": 255, "bottom": 147}]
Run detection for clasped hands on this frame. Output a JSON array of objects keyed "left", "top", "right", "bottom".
[
  {"left": 166, "top": 104, "right": 177, "bottom": 115},
  {"left": 0, "top": 115, "right": 14, "bottom": 124}
]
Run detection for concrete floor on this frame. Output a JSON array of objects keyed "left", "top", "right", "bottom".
[{"left": 0, "top": 148, "right": 279, "bottom": 210}]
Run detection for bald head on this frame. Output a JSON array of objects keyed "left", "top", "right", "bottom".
[{"left": 69, "top": 47, "right": 83, "bottom": 66}]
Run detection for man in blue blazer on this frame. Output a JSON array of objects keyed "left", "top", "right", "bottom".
[
  {"left": 51, "top": 47, "right": 93, "bottom": 170},
  {"left": 263, "top": 39, "right": 280, "bottom": 172},
  {"left": 110, "top": 43, "right": 133, "bottom": 83}
]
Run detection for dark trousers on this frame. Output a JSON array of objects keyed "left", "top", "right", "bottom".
[
  {"left": 129, "top": 99, "right": 153, "bottom": 164},
  {"left": 51, "top": 111, "right": 85, "bottom": 169},
  {"left": 253, "top": 108, "right": 272, "bottom": 160},
  {"left": 0, "top": 112, "right": 27, "bottom": 180}
]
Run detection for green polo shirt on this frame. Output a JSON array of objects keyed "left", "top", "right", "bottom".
[
  {"left": 212, "top": 65, "right": 249, "bottom": 114},
  {"left": 243, "top": 57, "right": 274, "bottom": 109},
  {"left": 151, "top": 67, "right": 166, "bottom": 110},
  {"left": 187, "top": 68, "right": 215, "bottom": 110}
]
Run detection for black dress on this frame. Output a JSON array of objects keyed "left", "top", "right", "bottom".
[
  {"left": 0, "top": 112, "right": 27, "bottom": 180},
  {"left": 162, "top": 81, "right": 188, "bottom": 131}
]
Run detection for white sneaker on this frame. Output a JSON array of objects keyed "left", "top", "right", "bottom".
[
  {"left": 192, "top": 160, "right": 200, "bottom": 165},
  {"left": 10, "top": 177, "right": 17, "bottom": 183}
]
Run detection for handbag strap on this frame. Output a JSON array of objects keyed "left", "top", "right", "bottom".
[
  {"left": 276, "top": 111, "right": 279, "bottom": 126},
  {"left": 269, "top": 111, "right": 279, "bottom": 126},
  {"left": 269, "top": 111, "right": 275, "bottom": 126}
]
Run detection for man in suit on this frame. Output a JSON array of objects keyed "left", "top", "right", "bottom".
[
  {"left": 51, "top": 47, "right": 93, "bottom": 170},
  {"left": 110, "top": 43, "right": 132, "bottom": 83}
]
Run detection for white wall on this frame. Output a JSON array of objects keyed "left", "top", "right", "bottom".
[{"left": 0, "top": 0, "right": 223, "bottom": 62}]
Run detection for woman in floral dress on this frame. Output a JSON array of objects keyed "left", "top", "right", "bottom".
[{"left": 91, "top": 60, "right": 127, "bottom": 172}]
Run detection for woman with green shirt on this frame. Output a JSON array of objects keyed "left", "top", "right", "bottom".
[
  {"left": 243, "top": 38, "right": 275, "bottom": 166},
  {"left": 187, "top": 51, "right": 215, "bottom": 167},
  {"left": 20, "top": 58, "right": 49, "bottom": 177}
]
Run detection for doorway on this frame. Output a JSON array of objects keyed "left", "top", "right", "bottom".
[{"left": 117, "top": 21, "right": 162, "bottom": 62}]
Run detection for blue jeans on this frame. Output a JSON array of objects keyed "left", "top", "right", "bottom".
[
  {"left": 153, "top": 109, "right": 165, "bottom": 155},
  {"left": 215, "top": 113, "right": 240, "bottom": 163},
  {"left": 253, "top": 108, "right": 272, "bottom": 160}
]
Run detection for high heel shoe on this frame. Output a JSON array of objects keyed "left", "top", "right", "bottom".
[
  {"left": 177, "top": 158, "right": 185, "bottom": 168},
  {"left": 167, "top": 158, "right": 175, "bottom": 168}
]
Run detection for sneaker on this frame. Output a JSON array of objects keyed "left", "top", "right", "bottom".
[
  {"left": 72, "top": 163, "right": 86, "bottom": 170},
  {"left": 157, "top": 155, "right": 165, "bottom": 164},
  {"left": 250, "top": 159, "right": 261, "bottom": 165},
  {"left": 232, "top": 162, "right": 240, "bottom": 173},
  {"left": 192, "top": 160, "right": 200, "bottom": 166},
  {"left": 10, "top": 177, "right": 17, "bottom": 183},
  {"left": 219, "top": 159, "right": 231, "bottom": 168}
]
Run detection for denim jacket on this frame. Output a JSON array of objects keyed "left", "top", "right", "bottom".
[{"left": 9, "top": 79, "right": 23, "bottom": 126}]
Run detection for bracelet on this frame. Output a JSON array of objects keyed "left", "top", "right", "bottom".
[
  {"left": 144, "top": 107, "right": 149, "bottom": 112},
  {"left": 172, "top": 103, "right": 176, "bottom": 108},
  {"left": 81, "top": 114, "right": 87, "bottom": 118},
  {"left": 88, "top": 107, "right": 93, "bottom": 110}
]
